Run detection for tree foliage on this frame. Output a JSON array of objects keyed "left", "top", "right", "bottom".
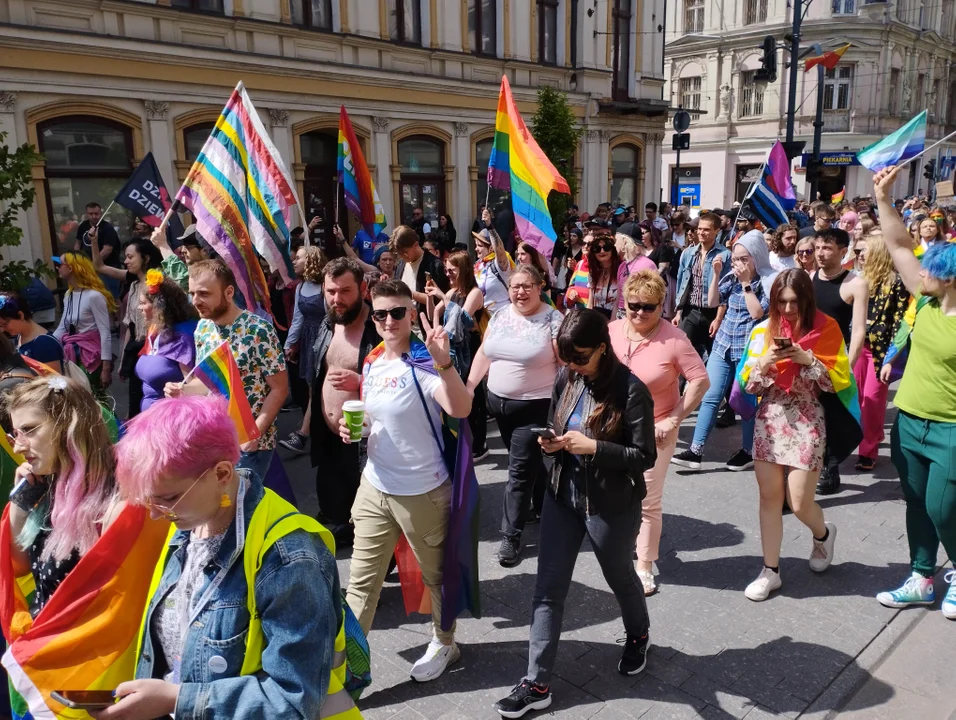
[
  {"left": 0, "top": 132, "right": 49, "bottom": 290},
  {"left": 530, "top": 86, "right": 581, "bottom": 233}
]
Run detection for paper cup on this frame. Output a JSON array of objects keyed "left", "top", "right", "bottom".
[{"left": 342, "top": 400, "right": 366, "bottom": 443}]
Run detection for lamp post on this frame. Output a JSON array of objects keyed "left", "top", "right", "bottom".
[
  {"left": 785, "top": 0, "right": 803, "bottom": 145},
  {"left": 807, "top": 44, "right": 826, "bottom": 202}
]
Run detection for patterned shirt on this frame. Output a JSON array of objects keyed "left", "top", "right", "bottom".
[
  {"left": 866, "top": 276, "right": 910, "bottom": 368},
  {"left": 195, "top": 311, "right": 286, "bottom": 450},
  {"left": 711, "top": 274, "right": 769, "bottom": 362},
  {"left": 689, "top": 251, "right": 706, "bottom": 307}
]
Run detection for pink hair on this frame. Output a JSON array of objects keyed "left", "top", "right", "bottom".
[
  {"left": 115, "top": 396, "right": 240, "bottom": 504},
  {"left": 840, "top": 211, "right": 859, "bottom": 232}
]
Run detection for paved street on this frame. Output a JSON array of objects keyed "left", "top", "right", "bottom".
[{"left": 273, "top": 396, "right": 956, "bottom": 720}]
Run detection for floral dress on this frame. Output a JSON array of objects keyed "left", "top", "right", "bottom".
[{"left": 746, "top": 358, "right": 835, "bottom": 471}]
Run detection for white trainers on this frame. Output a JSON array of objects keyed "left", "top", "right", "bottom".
[
  {"left": 410, "top": 638, "right": 461, "bottom": 682},
  {"left": 745, "top": 567, "right": 782, "bottom": 602},
  {"left": 809, "top": 522, "right": 837, "bottom": 573}
]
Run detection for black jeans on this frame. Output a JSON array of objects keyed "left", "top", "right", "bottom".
[
  {"left": 468, "top": 332, "right": 488, "bottom": 452},
  {"left": 313, "top": 420, "right": 362, "bottom": 525},
  {"left": 679, "top": 306, "right": 718, "bottom": 360},
  {"left": 527, "top": 488, "right": 650, "bottom": 685},
  {"left": 488, "top": 392, "right": 549, "bottom": 540}
]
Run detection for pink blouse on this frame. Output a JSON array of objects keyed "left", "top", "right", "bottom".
[{"left": 609, "top": 319, "right": 708, "bottom": 421}]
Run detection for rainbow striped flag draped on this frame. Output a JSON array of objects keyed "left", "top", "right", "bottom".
[
  {"left": 487, "top": 76, "right": 570, "bottom": 260},
  {"left": 0, "top": 506, "right": 169, "bottom": 720},
  {"left": 174, "top": 82, "right": 303, "bottom": 315},
  {"left": 192, "top": 340, "right": 261, "bottom": 445},
  {"left": 338, "top": 106, "right": 386, "bottom": 238},
  {"left": 567, "top": 256, "right": 590, "bottom": 307}
]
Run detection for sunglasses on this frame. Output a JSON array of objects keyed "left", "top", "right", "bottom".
[
  {"left": 593, "top": 242, "right": 615, "bottom": 253},
  {"left": 565, "top": 348, "right": 599, "bottom": 366},
  {"left": 797, "top": 249, "right": 815, "bottom": 257},
  {"left": 627, "top": 301, "right": 659, "bottom": 314},
  {"left": 371, "top": 307, "right": 409, "bottom": 323}
]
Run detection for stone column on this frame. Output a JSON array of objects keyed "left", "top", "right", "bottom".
[
  {"left": 453, "top": 121, "right": 471, "bottom": 228},
  {"left": 0, "top": 92, "right": 38, "bottom": 264},
  {"left": 647, "top": 132, "right": 664, "bottom": 204},
  {"left": 582, "top": 129, "right": 600, "bottom": 210},
  {"left": 598, "top": 129, "right": 612, "bottom": 202},
  {"left": 372, "top": 117, "right": 394, "bottom": 230},
  {"left": 144, "top": 100, "right": 176, "bottom": 192}
]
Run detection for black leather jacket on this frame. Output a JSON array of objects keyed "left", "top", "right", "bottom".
[{"left": 546, "top": 364, "right": 657, "bottom": 516}]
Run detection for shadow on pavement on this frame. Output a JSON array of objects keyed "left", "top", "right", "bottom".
[{"left": 659, "top": 513, "right": 746, "bottom": 553}]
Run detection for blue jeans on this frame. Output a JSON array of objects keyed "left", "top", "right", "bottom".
[
  {"left": 691, "top": 350, "right": 754, "bottom": 455},
  {"left": 237, "top": 449, "right": 274, "bottom": 483}
]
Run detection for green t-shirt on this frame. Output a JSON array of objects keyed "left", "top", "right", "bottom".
[{"left": 894, "top": 296, "right": 956, "bottom": 423}]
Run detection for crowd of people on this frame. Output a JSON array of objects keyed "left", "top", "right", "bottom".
[{"left": 0, "top": 164, "right": 954, "bottom": 719}]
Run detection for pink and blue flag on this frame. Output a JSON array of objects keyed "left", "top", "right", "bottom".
[
  {"left": 857, "top": 111, "right": 927, "bottom": 172},
  {"left": 745, "top": 141, "right": 796, "bottom": 229}
]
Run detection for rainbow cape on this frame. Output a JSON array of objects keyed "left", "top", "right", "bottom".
[
  {"left": 361, "top": 340, "right": 481, "bottom": 630},
  {"left": 568, "top": 256, "right": 590, "bottom": 307},
  {"left": 0, "top": 506, "right": 169, "bottom": 720},
  {"left": 174, "top": 81, "right": 303, "bottom": 315},
  {"left": 338, "top": 106, "right": 386, "bottom": 238},
  {"left": 487, "top": 76, "right": 570, "bottom": 260},
  {"left": 192, "top": 340, "right": 261, "bottom": 445},
  {"left": 730, "top": 312, "right": 862, "bottom": 462},
  {"left": 882, "top": 294, "right": 931, "bottom": 382}
]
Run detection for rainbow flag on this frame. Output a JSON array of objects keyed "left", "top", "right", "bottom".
[
  {"left": 567, "top": 256, "right": 590, "bottom": 307},
  {"left": 856, "top": 111, "right": 927, "bottom": 172},
  {"left": 0, "top": 505, "right": 169, "bottom": 720},
  {"left": 487, "top": 76, "right": 570, "bottom": 259},
  {"left": 192, "top": 340, "right": 261, "bottom": 445},
  {"left": 338, "top": 106, "right": 386, "bottom": 238},
  {"left": 831, "top": 186, "right": 846, "bottom": 204},
  {"left": 174, "top": 82, "right": 303, "bottom": 315}
]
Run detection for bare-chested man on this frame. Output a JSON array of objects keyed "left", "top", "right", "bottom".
[{"left": 310, "top": 258, "right": 381, "bottom": 546}]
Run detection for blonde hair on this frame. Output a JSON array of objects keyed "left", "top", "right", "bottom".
[
  {"left": 615, "top": 233, "right": 640, "bottom": 263},
  {"left": 862, "top": 231, "right": 896, "bottom": 294},
  {"left": 623, "top": 269, "right": 666, "bottom": 305},
  {"left": 60, "top": 253, "right": 117, "bottom": 314},
  {"left": 300, "top": 246, "right": 327, "bottom": 284}
]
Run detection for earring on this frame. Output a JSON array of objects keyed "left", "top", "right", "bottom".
[{"left": 220, "top": 492, "right": 232, "bottom": 509}]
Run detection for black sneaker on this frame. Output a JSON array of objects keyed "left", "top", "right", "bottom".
[
  {"left": 671, "top": 449, "right": 702, "bottom": 471},
  {"left": 618, "top": 632, "right": 650, "bottom": 675},
  {"left": 816, "top": 467, "right": 841, "bottom": 495},
  {"left": 473, "top": 446, "right": 491, "bottom": 462},
  {"left": 495, "top": 680, "right": 552, "bottom": 718},
  {"left": 725, "top": 449, "right": 754, "bottom": 471},
  {"left": 715, "top": 406, "right": 737, "bottom": 428},
  {"left": 279, "top": 431, "right": 307, "bottom": 454},
  {"left": 498, "top": 536, "right": 521, "bottom": 567}
]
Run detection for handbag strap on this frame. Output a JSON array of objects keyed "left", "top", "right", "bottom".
[{"left": 407, "top": 362, "right": 445, "bottom": 456}]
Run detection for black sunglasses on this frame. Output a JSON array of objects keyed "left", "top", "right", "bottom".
[
  {"left": 371, "top": 307, "right": 409, "bottom": 323},
  {"left": 593, "top": 242, "right": 615, "bottom": 253},
  {"left": 627, "top": 301, "right": 659, "bottom": 314},
  {"left": 797, "top": 249, "right": 815, "bottom": 257},
  {"left": 565, "top": 349, "right": 598, "bottom": 365}
]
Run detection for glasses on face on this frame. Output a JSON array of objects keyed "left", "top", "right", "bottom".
[
  {"left": 146, "top": 471, "right": 209, "bottom": 521},
  {"left": 371, "top": 307, "right": 409, "bottom": 323},
  {"left": 627, "top": 301, "right": 660, "bottom": 314},
  {"left": 566, "top": 347, "right": 599, "bottom": 366},
  {"left": 797, "top": 249, "right": 815, "bottom": 257},
  {"left": 510, "top": 282, "right": 536, "bottom": 293},
  {"left": 593, "top": 243, "right": 614, "bottom": 253},
  {"left": 5, "top": 421, "right": 49, "bottom": 448}
]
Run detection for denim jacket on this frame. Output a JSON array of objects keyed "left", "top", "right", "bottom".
[
  {"left": 675, "top": 243, "right": 732, "bottom": 310},
  {"left": 136, "top": 472, "right": 341, "bottom": 719}
]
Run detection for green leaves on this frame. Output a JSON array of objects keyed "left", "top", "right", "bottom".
[
  {"left": 530, "top": 87, "right": 581, "bottom": 234},
  {"left": 0, "top": 131, "right": 45, "bottom": 290}
]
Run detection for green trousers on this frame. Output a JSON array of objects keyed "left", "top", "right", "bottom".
[{"left": 891, "top": 411, "right": 956, "bottom": 577}]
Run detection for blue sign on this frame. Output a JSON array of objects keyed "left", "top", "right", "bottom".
[{"left": 675, "top": 183, "right": 700, "bottom": 207}]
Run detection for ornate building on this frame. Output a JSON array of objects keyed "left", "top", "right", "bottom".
[{"left": 0, "top": 0, "right": 667, "bottom": 266}]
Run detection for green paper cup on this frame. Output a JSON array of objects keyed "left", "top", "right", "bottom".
[{"left": 342, "top": 400, "right": 365, "bottom": 443}]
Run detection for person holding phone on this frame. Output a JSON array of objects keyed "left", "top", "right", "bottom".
[{"left": 391, "top": 225, "right": 449, "bottom": 326}]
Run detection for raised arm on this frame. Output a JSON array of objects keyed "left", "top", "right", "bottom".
[
  {"left": 874, "top": 166, "right": 922, "bottom": 295},
  {"left": 89, "top": 227, "right": 128, "bottom": 282}
]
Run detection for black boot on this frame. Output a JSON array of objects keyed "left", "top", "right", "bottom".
[{"left": 816, "top": 466, "right": 841, "bottom": 495}]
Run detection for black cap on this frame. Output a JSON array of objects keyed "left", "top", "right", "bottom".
[{"left": 738, "top": 207, "right": 757, "bottom": 222}]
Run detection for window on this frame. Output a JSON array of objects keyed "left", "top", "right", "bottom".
[
  {"left": 739, "top": 71, "right": 764, "bottom": 117},
  {"left": 679, "top": 76, "right": 702, "bottom": 120},
  {"left": 183, "top": 123, "right": 215, "bottom": 164},
  {"left": 888, "top": 68, "right": 901, "bottom": 114},
  {"left": 735, "top": 164, "right": 762, "bottom": 203},
  {"left": 610, "top": 144, "right": 640, "bottom": 209},
  {"left": 38, "top": 117, "right": 135, "bottom": 255},
  {"left": 291, "top": 0, "right": 333, "bottom": 30},
  {"left": 388, "top": 0, "right": 421, "bottom": 45},
  {"left": 475, "top": 138, "right": 509, "bottom": 212},
  {"left": 823, "top": 66, "right": 853, "bottom": 110},
  {"left": 949, "top": 81, "right": 956, "bottom": 125},
  {"left": 537, "top": 0, "right": 558, "bottom": 65},
  {"left": 744, "top": 0, "right": 767, "bottom": 25},
  {"left": 398, "top": 136, "right": 445, "bottom": 226},
  {"left": 300, "top": 129, "right": 357, "bottom": 256},
  {"left": 468, "top": 0, "right": 497, "bottom": 56},
  {"left": 612, "top": 0, "right": 632, "bottom": 99},
  {"left": 831, "top": 0, "right": 855, "bottom": 13},
  {"left": 685, "top": 0, "right": 704, "bottom": 33},
  {"left": 171, "top": 0, "right": 223, "bottom": 11}
]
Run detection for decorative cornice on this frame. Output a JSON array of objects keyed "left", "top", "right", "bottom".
[
  {"left": 0, "top": 92, "right": 16, "bottom": 111},
  {"left": 586, "top": 129, "right": 599, "bottom": 141},
  {"left": 649, "top": 132, "right": 665, "bottom": 143},
  {"left": 372, "top": 116, "right": 390, "bottom": 132},
  {"left": 454, "top": 121, "right": 470, "bottom": 137},
  {"left": 144, "top": 100, "right": 169, "bottom": 120},
  {"left": 599, "top": 129, "right": 612, "bottom": 142},
  {"left": 268, "top": 108, "right": 290, "bottom": 127}
]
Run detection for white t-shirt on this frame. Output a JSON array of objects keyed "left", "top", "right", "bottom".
[
  {"left": 362, "top": 356, "right": 448, "bottom": 496},
  {"left": 483, "top": 304, "right": 563, "bottom": 400},
  {"left": 476, "top": 256, "right": 512, "bottom": 314},
  {"left": 769, "top": 252, "right": 797, "bottom": 271}
]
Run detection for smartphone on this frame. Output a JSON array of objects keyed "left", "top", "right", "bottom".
[
  {"left": 530, "top": 427, "right": 556, "bottom": 440},
  {"left": 424, "top": 271, "right": 433, "bottom": 283},
  {"left": 51, "top": 690, "right": 115, "bottom": 710},
  {"left": 774, "top": 337, "right": 793, "bottom": 349}
]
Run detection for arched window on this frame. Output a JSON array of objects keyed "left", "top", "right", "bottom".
[
  {"left": 183, "top": 123, "right": 215, "bottom": 164},
  {"left": 610, "top": 144, "right": 641, "bottom": 209},
  {"left": 398, "top": 136, "right": 444, "bottom": 225},
  {"left": 37, "top": 117, "right": 134, "bottom": 254},
  {"left": 299, "top": 129, "right": 343, "bottom": 256},
  {"left": 475, "top": 137, "right": 509, "bottom": 217}
]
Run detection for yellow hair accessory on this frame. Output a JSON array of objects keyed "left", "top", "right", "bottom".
[{"left": 145, "top": 269, "right": 164, "bottom": 295}]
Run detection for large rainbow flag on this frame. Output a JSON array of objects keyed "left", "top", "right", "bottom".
[
  {"left": 0, "top": 506, "right": 169, "bottom": 720},
  {"left": 192, "top": 340, "right": 261, "bottom": 445},
  {"left": 487, "top": 76, "right": 570, "bottom": 259},
  {"left": 338, "top": 106, "right": 387, "bottom": 238},
  {"left": 174, "top": 82, "right": 303, "bottom": 314}
]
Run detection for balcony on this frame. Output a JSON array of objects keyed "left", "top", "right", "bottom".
[{"left": 822, "top": 109, "right": 851, "bottom": 132}]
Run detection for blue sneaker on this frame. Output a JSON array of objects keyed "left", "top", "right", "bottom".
[
  {"left": 942, "top": 570, "right": 956, "bottom": 620},
  {"left": 877, "top": 572, "right": 935, "bottom": 608}
]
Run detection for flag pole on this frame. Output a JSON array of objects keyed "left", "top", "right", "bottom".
[
  {"left": 892, "top": 128, "right": 956, "bottom": 171},
  {"left": 158, "top": 206, "right": 177, "bottom": 232},
  {"left": 733, "top": 161, "right": 767, "bottom": 228},
  {"left": 93, "top": 201, "right": 116, "bottom": 229}
]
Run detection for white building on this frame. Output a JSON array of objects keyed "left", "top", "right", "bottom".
[
  {"left": 661, "top": 0, "right": 956, "bottom": 209},
  {"left": 0, "top": 0, "right": 667, "bottom": 267}
]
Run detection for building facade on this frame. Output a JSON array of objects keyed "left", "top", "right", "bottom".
[
  {"left": 662, "top": 0, "right": 956, "bottom": 209},
  {"left": 0, "top": 0, "right": 667, "bottom": 267}
]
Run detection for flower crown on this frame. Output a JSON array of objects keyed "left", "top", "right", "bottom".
[{"left": 145, "top": 269, "right": 164, "bottom": 295}]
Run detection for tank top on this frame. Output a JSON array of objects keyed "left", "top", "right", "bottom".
[{"left": 813, "top": 269, "right": 853, "bottom": 343}]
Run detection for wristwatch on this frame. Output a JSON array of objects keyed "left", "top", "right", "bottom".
[{"left": 743, "top": 283, "right": 754, "bottom": 294}]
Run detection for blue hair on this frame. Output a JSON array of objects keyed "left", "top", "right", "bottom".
[{"left": 921, "top": 241, "right": 956, "bottom": 281}]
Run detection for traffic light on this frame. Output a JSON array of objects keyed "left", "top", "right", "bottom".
[
  {"left": 806, "top": 158, "right": 822, "bottom": 184},
  {"left": 754, "top": 35, "right": 777, "bottom": 83},
  {"left": 924, "top": 159, "right": 937, "bottom": 181}
]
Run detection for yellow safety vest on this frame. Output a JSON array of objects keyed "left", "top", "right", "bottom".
[{"left": 138, "top": 489, "right": 362, "bottom": 719}]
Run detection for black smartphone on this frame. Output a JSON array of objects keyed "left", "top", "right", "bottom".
[
  {"left": 530, "top": 427, "right": 556, "bottom": 440},
  {"left": 774, "top": 337, "right": 793, "bottom": 349},
  {"left": 424, "top": 271, "right": 433, "bottom": 283},
  {"left": 51, "top": 690, "right": 115, "bottom": 710}
]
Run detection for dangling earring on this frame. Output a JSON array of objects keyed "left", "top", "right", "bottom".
[{"left": 220, "top": 491, "right": 232, "bottom": 509}]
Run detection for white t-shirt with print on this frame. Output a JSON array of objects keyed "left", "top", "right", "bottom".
[
  {"left": 362, "top": 356, "right": 448, "bottom": 496},
  {"left": 482, "top": 304, "right": 563, "bottom": 400}
]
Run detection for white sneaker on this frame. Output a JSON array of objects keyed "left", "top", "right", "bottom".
[
  {"left": 410, "top": 638, "right": 460, "bottom": 682},
  {"left": 809, "top": 522, "right": 837, "bottom": 573},
  {"left": 745, "top": 567, "right": 782, "bottom": 602}
]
